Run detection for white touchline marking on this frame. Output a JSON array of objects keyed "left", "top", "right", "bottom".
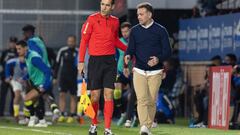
[{"left": 0, "top": 126, "right": 72, "bottom": 135}]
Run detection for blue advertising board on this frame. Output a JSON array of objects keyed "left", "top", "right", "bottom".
[{"left": 179, "top": 13, "right": 240, "bottom": 61}]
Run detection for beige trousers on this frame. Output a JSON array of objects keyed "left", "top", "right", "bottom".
[{"left": 133, "top": 71, "right": 162, "bottom": 128}]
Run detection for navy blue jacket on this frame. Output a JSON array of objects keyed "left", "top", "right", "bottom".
[{"left": 126, "top": 22, "right": 172, "bottom": 71}]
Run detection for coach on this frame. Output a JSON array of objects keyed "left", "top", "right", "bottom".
[{"left": 125, "top": 2, "right": 172, "bottom": 135}]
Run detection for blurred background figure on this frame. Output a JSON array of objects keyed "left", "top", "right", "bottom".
[
  {"left": 4, "top": 55, "right": 27, "bottom": 122},
  {"left": 0, "top": 36, "right": 18, "bottom": 117},
  {"left": 54, "top": 35, "right": 78, "bottom": 123}
]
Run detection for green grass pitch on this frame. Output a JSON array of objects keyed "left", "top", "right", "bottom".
[{"left": 0, "top": 117, "right": 239, "bottom": 135}]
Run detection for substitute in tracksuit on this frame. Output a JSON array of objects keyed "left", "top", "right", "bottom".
[
  {"left": 16, "top": 40, "right": 53, "bottom": 127},
  {"left": 0, "top": 36, "right": 18, "bottom": 116},
  {"left": 54, "top": 35, "right": 78, "bottom": 123},
  {"left": 5, "top": 56, "right": 28, "bottom": 121}
]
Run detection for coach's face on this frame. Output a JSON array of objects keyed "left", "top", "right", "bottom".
[
  {"left": 100, "top": 0, "right": 114, "bottom": 16},
  {"left": 137, "top": 8, "right": 152, "bottom": 26}
]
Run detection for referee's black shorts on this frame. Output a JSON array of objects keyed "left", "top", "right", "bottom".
[{"left": 87, "top": 55, "right": 117, "bottom": 90}]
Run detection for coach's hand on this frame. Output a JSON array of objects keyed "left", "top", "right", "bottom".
[
  {"left": 148, "top": 56, "right": 159, "bottom": 67},
  {"left": 78, "top": 62, "right": 85, "bottom": 75}
]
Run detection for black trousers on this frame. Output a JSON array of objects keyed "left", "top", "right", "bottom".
[{"left": 0, "top": 81, "right": 14, "bottom": 116}]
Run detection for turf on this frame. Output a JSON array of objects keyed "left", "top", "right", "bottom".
[{"left": 0, "top": 117, "right": 239, "bottom": 135}]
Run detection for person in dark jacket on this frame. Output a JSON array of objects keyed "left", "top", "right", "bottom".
[{"left": 0, "top": 36, "right": 18, "bottom": 116}]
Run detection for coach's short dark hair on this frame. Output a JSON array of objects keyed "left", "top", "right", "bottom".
[
  {"left": 16, "top": 40, "right": 27, "bottom": 47},
  {"left": 22, "top": 24, "right": 35, "bottom": 33},
  {"left": 137, "top": 2, "right": 154, "bottom": 15},
  {"left": 9, "top": 36, "right": 18, "bottom": 43},
  {"left": 120, "top": 22, "right": 131, "bottom": 29}
]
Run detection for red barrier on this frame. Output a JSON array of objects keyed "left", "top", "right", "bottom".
[{"left": 208, "top": 66, "right": 232, "bottom": 130}]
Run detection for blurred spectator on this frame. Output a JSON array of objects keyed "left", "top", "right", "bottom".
[
  {"left": 228, "top": 54, "right": 240, "bottom": 129},
  {"left": 54, "top": 35, "right": 78, "bottom": 123},
  {"left": 116, "top": 22, "right": 139, "bottom": 128},
  {"left": 168, "top": 57, "right": 185, "bottom": 116},
  {"left": 210, "top": 55, "right": 222, "bottom": 66},
  {"left": 0, "top": 36, "right": 18, "bottom": 116},
  {"left": 198, "top": 0, "right": 218, "bottom": 16},
  {"left": 193, "top": 55, "right": 222, "bottom": 127},
  {"left": 39, "top": 36, "right": 56, "bottom": 70},
  {"left": 154, "top": 91, "right": 175, "bottom": 125},
  {"left": 153, "top": 58, "right": 177, "bottom": 126},
  {"left": 160, "top": 58, "right": 177, "bottom": 94},
  {"left": 192, "top": 6, "right": 201, "bottom": 18},
  {"left": 114, "top": 22, "right": 132, "bottom": 119},
  {"left": 22, "top": 24, "right": 60, "bottom": 123},
  {"left": 5, "top": 56, "right": 27, "bottom": 122},
  {"left": 224, "top": 53, "right": 237, "bottom": 66}
]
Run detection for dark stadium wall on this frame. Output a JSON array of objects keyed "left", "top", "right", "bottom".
[
  {"left": 79, "top": 0, "right": 127, "bottom": 17},
  {"left": 127, "top": 9, "right": 192, "bottom": 37},
  {"left": 79, "top": 0, "right": 99, "bottom": 10}
]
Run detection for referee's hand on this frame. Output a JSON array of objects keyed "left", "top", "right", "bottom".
[
  {"left": 78, "top": 62, "right": 85, "bottom": 75},
  {"left": 124, "top": 55, "right": 131, "bottom": 65}
]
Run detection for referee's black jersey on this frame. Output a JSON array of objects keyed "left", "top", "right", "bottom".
[{"left": 54, "top": 46, "right": 78, "bottom": 80}]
